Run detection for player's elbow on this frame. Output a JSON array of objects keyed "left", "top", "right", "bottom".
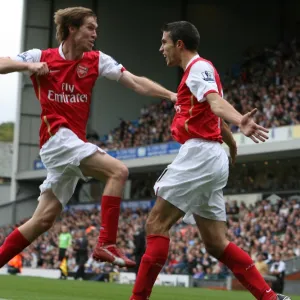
[
  {"left": 131, "top": 76, "right": 149, "bottom": 95},
  {"left": 132, "top": 83, "right": 145, "bottom": 94}
]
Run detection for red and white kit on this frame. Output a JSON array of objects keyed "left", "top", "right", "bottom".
[
  {"left": 154, "top": 55, "right": 229, "bottom": 223},
  {"left": 14, "top": 45, "right": 125, "bottom": 206}
]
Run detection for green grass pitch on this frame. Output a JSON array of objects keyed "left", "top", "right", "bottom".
[{"left": 0, "top": 276, "right": 299, "bottom": 300}]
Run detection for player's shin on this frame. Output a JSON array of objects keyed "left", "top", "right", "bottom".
[
  {"left": 98, "top": 195, "right": 121, "bottom": 245},
  {"left": 219, "top": 242, "right": 277, "bottom": 300},
  {"left": 130, "top": 235, "right": 170, "bottom": 300},
  {"left": 0, "top": 228, "right": 30, "bottom": 268},
  {"left": 98, "top": 167, "right": 127, "bottom": 245}
]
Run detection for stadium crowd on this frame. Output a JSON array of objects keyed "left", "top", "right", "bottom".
[
  {"left": 87, "top": 39, "right": 300, "bottom": 151},
  {"left": 128, "top": 158, "right": 300, "bottom": 200},
  {"left": 0, "top": 196, "right": 298, "bottom": 280}
]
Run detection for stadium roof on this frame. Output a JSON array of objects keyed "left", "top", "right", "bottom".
[{"left": 0, "top": 142, "right": 12, "bottom": 178}]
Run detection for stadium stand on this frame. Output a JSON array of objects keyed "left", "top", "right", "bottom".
[
  {"left": 88, "top": 39, "right": 300, "bottom": 151},
  {"left": 0, "top": 196, "right": 298, "bottom": 280},
  {"left": 0, "top": 142, "right": 13, "bottom": 180}
]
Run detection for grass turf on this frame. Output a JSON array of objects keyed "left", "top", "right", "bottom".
[{"left": 0, "top": 275, "right": 299, "bottom": 300}]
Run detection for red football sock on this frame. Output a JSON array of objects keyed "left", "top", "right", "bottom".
[
  {"left": 0, "top": 228, "right": 30, "bottom": 268},
  {"left": 219, "top": 242, "right": 277, "bottom": 300},
  {"left": 98, "top": 195, "right": 121, "bottom": 245},
  {"left": 131, "top": 235, "right": 170, "bottom": 300}
]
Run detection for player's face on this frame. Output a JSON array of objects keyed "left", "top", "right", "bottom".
[
  {"left": 159, "top": 31, "right": 180, "bottom": 67},
  {"left": 72, "top": 16, "right": 98, "bottom": 52}
]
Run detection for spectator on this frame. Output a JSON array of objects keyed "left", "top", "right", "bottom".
[
  {"left": 193, "top": 265, "right": 205, "bottom": 279},
  {"left": 133, "top": 224, "right": 145, "bottom": 274},
  {"left": 66, "top": 251, "right": 77, "bottom": 273},
  {"left": 74, "top": 230, "right": 89, "bottom": 280},
  {"left": 0, "top": 195, "right": 298, "bottom": 280},
  {"left": 7, "top": 254, "right": 22, "bottom": 275},
  {"left": 255, "top": 253, "right": 269, "bottom": 276},
  {"left": 269, "top": 253, "right": 286, "bottom": 294},
  {"left": 58, "top": 225, "right": 72, "bottom": 279}
]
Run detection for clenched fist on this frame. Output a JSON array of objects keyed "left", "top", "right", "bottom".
[{"left": 27, "top": 62, "right": 49, "bottom": 75}]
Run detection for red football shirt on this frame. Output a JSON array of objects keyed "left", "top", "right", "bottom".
[
  {"left": 14, "top": 45, "right": 125, "bottom": 148},
  {"left": 171, "top": 55, "right": 223, "bottom": 144}
]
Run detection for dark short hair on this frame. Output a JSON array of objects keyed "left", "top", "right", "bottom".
[{"left": 162, "top": 21, "right": 200, "bottom": 51}]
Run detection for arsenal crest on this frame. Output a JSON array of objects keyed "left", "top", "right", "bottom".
[{"left": 77, "top": 64, "right": 89, "bottom": 78}]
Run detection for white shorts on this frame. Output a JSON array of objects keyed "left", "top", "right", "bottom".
[
  {"left": 39, "top": 127, "right": 105, "bottom": 207},
  {"left": 154, "top": 138, "right": 229, "bottom": 224}
]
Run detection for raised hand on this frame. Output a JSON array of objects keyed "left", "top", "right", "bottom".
[{"left": 240, "top": 108, "right": 269, "bottom": 143}]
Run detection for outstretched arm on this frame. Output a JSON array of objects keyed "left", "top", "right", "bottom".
[
  {"left": 184, "top": 60, "right": 268, "bottom": 143},
  {"left": 119, "top": 70, "right": 177, "bottom": 103},
  {"left": 207, "top": 93, "right": 243, "bottom": 126},
  {"left": 0, "top": 49, "right": 48, "bottom": 75},
  {"left": 0, "top": 58, "right": 31, "bottom": 74},
  {"left": 207, "top": 93, "right": 268, "bottom": 143},
  {"left": 0, "top": 57, "right": 49, "bottom": 75}
]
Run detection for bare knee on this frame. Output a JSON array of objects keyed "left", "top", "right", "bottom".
[
  {"left": 145, "top": 218, "right": 169, "bottom": 236},
  {"left": 194, "top": 217, "right": 229, "bottom": 259},
  {"left": 145, "top": 197, "right": 184, "bottom": 236},
  {"left": 31, "top": 192, "right": 62, "bottom": 233},
  {"left": 31, "top": 213, "right": 56, "bottom": 233},
  {"left": 111, "top": 163, "right": 129, "bottom": 182},
  {"left": 204, "top": 239, "right": 229, "bottom": 259},
  {"left": 37, "top": 215, "right": 55, "bottom": 231},
  {"left": 145, "top": 212, "right": 173, "bottom": 236}
]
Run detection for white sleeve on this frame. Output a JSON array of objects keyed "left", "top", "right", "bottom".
[
  {"left": 98, "top": 51, "right": 124, "bottom": 81},
  {"left": 186, "top": 61, "right": 220, "bottom": 103},
  {"left": 12, "top": 49, "right": 42, "bottom": 63}
]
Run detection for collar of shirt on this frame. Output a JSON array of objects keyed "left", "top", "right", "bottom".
[
  {"left": 59, "top": 43, "right": 66, "bottom": 60},
  {"left": 185, "top": 54, "right": 200, "bottom": 70}
]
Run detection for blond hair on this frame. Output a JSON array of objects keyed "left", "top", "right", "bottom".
[{"left": 54, "top": 7, "right": 96, "bottom": 44}]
